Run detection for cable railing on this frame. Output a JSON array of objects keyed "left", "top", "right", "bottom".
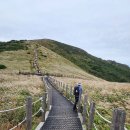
[
  {"left": 0, "top": 97, "right": 42, "bottom": 113},
  {"left": 48, "top": 76, "right": 129, "bottom": 130},
  {"left": 0, "top": 105, "right": 25, "bottom": 113},
  {"left": 1, "top": 97, "right": 42, "bottom": 130},
  {"left": 0, "top": 77, "right": 51, "bottom": 130}
]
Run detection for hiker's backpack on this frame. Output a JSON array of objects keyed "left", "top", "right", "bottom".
[{"left": 74, "top": 86, "right": 80, "bottom": 97}]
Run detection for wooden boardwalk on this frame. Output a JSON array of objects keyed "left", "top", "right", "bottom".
[{"left": 41, "top": 80, "right": 82, "bottom": 130}]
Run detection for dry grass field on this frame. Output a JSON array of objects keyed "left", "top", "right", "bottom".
[
  {"left": 0, "top": 42, "right": 130, "bottom": 129},
  {"left": 0, "top": 44, "right": 96, "bottom": 129},
  {"left": 0, "top": 73, "right": 44, "bottom": 108},
  {"left": 55, "top": 77, "right": 130, "bottom": 128},
  {"left": 0, "top": 73, "right": 44, "bottom": 130},
  {"left": 0, "top": 50, "right": 32, "bottom": 73}
]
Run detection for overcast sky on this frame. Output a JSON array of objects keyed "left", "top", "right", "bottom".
[{"left": 0, "top": 0, "right": 130, "bottom": 66}]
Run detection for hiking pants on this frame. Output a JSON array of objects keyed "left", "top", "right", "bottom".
[{"left": 73, "top": 96, "right": 79, "bottom": 110}]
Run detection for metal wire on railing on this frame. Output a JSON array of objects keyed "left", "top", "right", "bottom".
[
  {"left": 0, "top": 105, "right": 25, "bottom": 113},
  {"left": 32, "top": 107, "right": 42, "bottom": 118},
  {"left": 95, "top": 110, "right": 111, "bottom": 124},
  {"left": 87, "top": 97, "right": 128, "bottom": 130},
  {"left": 33, "top": 97, "right": 43, "bottom": 105},
  {"left": 45, "top": 78, "right": 130, "bottom": 130},
  {"left": 0, "top": 97, "right": 42, "bottom": 113},
  {"left": 9, "top": 106, "right": 43, "bottom": 130},
  {"left": 9, "top": 118, "right": 26, "bottom": 130}
]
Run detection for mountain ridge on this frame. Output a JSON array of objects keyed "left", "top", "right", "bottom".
[
  {"left": 1, "top": 39, "right": 130, "bottom": 82},
  {"left": 28, "top": 39, "right": 130, "bottom": 82}
]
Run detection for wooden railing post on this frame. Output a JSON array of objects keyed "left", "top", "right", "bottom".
[
  {"left": 60, "top": 82, "right": 62, "bottom": 88},
  {"left": 47, "top": 87, "right": 51, "bottom": 108},
  {"left": 59, "top": 81, "right": 60, "bottom": 90},
  {"left": 55, "top": 80, "right": 57, "bottom": 88},
  {"left": 57, "top": 81, "right": 58, "bottom": 89},
  {"left": 70, "top": 86, "right": 72, "bottom": 100},
  {"left": 68, "top": 86, "right": 70, "bottom": 99},
  {"left": 60, "top": 82, "right": 62, "bottom": 92},
  {"left": 66, "top": 85, "right": 68, "bottom": 98},
  {"left": 83, "top": 94, "right": 88, "bottom": 125},
  {"left": 58, "top": 81, "right": 60, "bottom": 89},
  {"left": 61, "top": 82, "right": 63, "bottom": 89},
  {"left": 42, "top": 93, "right": 47, "bottom": 122},
  {"left": 111, "top": 108, "right": 126, "bottom": 130},
  {"left": 88, "top": 101, "right": 95, "bottom": 130},
  {"left": 63, "top": 83, "right": 65, "bottom": 92},
  {"left": 50, "top": 87, "right": 52, "bottom": 106},
  {"left": 26, "top": 96, "right": 32, "bottom": 130}
]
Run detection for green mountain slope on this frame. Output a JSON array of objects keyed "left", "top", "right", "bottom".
[
  {"left": 0, "top": 40, "right": 100, "bottom": 80},
  {"left": 29, "top": 39, "right": 130, "bottom": 82}
]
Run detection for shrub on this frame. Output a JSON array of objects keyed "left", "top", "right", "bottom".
[
  {"left": 0, "top": 64, "right": 7, "bottom": 69},
  {"left": 0, "top": 40, "right": 28, "bottom": 52}
]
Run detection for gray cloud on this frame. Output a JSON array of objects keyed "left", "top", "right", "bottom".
[{"left": 0, "top": 0, "right": 130, "bottom": 66}]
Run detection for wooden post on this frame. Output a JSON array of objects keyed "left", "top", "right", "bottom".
[
  {"left": 67, "top": 85, "right": 70, "bottom": 99},
  {"left": 56, "top": 80, "right": 58, "bottom": 89},
  {"left": 61, "top": 82, "right": 63, "bottom": 93},
  {"left": 61, "top": 82, "right": 63, "bottom": 88},
  {"left": 83, "top": 94, "right": 88, "bottom": 125},
  {"left": 59, "top": 81, "right": 60, "bottom": 89},
  {"left": 88, "top": 101, "right": 95, "bottom": 130},
  {"left": 26, "top": 96, "right": 32, "bottom": 130},
  {"left": 63, "top": 83, "right": 65, "bottom": 92},
  {"left": 42, "top": 93, "right": 47, "bottom": 122},
  {"left": 60, "top": 82, "right": 62, "bottom": 88},
  {"left": 50, "top": 87, "right": 52, "bottom": 106},
  {"left": 58, "top": 81, "right": 59, "bottom": 89},
  {"left": 111, "top": 108, "right": 126, "bottom": 130},
  {"left": 47, "top": 88, "right": 50, "bottom": 108},
  {"left": 59, "top": 82, "right": 61, "bottom": 90},
  {"left": 70, "top": 86, "right": 72, "bottom": 100},
  {"left": 59, "top": 82, "right": 61, "bottom": 92},
  {"left": 66, "top": 85, "right": 68, "bottom": 98}
]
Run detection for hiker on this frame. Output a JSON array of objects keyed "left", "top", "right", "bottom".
[{"left": 73, "top": 83, "right": 82, "bottom": 111}]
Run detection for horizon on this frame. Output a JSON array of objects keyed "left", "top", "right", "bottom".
[
  {"left": 0, "top": 0, "right": 130, "bottom": 66},
  {"left": 1, "top": 38, "right": 130, "bottom": 67}
]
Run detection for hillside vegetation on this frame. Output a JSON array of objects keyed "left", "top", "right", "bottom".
[
  {"left": 0, "top": 40, "right": 98, "bottom": 79},
  {"left": 0, "top": 40, "right": 130, "bottom": 129},
  {"left": 55, "top": 77, "right": 130, "bottom": 129},
  {"left": 31, "top": 39, "right": 130, "bottom": 82},
  {"left": 0, "top": 40, "right": 27, "bottom": 52},
  {"left": 0, "top": 39, "right": 101, "bottom": 129},
  {"left": 29, "top": 41, "right": 100, "bottom": 80}
]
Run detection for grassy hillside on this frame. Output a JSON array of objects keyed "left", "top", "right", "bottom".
[
  {"left": 1, "top": 39, "right": 130, "bottom": 82},
  {"left": 0, "top": 40, "right": 99, "bottom": 80},
  {"left": 0, "top": 41, "right": 44, "bottom": 130},
  {"left": 0, "top": 40, "right": 130, "bottom": 129},
  {"left": 26, "top": 41, "right": 99, "bottom": 80},
  {"left": 31, "top": 39, "right": 130, "bottom": 82},
  {"left": 0, "top": 40, "right": 102, "bottom": 129}
]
